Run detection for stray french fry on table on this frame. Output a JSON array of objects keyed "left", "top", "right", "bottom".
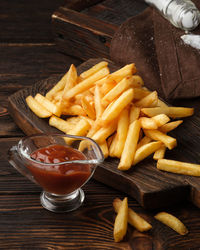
[{"left": 154, "top": 212, "right": 188, "bottom": 235}]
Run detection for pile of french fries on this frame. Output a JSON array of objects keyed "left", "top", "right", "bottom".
[
  {"left": 113, "top": 197, "right": 188, "bottom": 243},
  {"left": 26, "top": 61, "right": 198, "bottom": 175}
]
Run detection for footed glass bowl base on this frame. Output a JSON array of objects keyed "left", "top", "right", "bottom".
[{"left": 40, "top": 188, "right": 85, "bottom": 213}]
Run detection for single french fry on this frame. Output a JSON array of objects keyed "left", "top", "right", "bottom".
[
  {"left": 129, "top": 106, "right": 140, "bottom": 123},
  {"left": 99, "top": 141, "right": 109, "bottom": 159},
  {"left": 139, "top": 117, "right": 158, "bottom": 130},
  {"left": 157, "top": 99, "right": 168, "bottom": 108},
  {"left": 91, "top": 121, "right": 117, "bottom": 144},
  {"left": 159, "top": 120, "right": 183, "bottom": 133},
  {"left": 109, "top": 63, "right": 136, "bottom": 83},
  {"left": 61, "top": 64, "right": 78, "bottom": 107},
  {"left": 94, "top": 85, "right": 103, "bottom": 119},
  {"left": 101, "top": 88, "right": 134, "bottom": 124},
  {"left": 133, "top": 141, "right": 163, "bottom": 165},
  {"left": 114, "top": 108, "right": 130, "bottom": 158},
  {"left": 153, "top": 145, "right": 166, "bottom": 160},
  {"left": 102, "top": 77, "right": 132, "bottom": 106},
  {"left": 118, "top": 120, "right": 141, "bottom": 170},
  {"left": 113, "top": 197, "right": 128, "bottom": 243},
  {"left": 64, "top": 119, "right": 91, "bottom": 145},
  {"left": 133, "top": 88, "right": 150, "bottom": 100},
  {"left": 137, "top": 136, "right": 152, "bottom": 149},
  {"left": 135, "top": 91, "right": 158, "bottom": 108},
  {"left": 154, "top": 212, "right": 188, "bottom": 235},
  {"left": 45, "top": 71, "right": 68, "bottom": 100},
  {"left": 109, "top": 133, "right": 118, "bottom": 157},
  {"left": 49, "top": 115, "right": 75, "bottom": 133},
  {"left": 81, "top": 96, "right": 96, "bottom": 120},
  {"left": 26, "top": 95, "right": 52, "bottom": 118},
  {"left": 35, "top": 93, "right": 61, "bottom": 117},
  {"left": 80, "top": 61, "right": 108, "bottom": 79},
  {"left": 144, "top": 129, "right": 177, "bottom": 150},
  {"left": 113, "top": 198, "right": 152, "bottom": 232},
  {"left": 152, "top": 114, "right": 170, "bottom": 127},
  {"left": 141, "top": 107, "right": 194, "bottom": 118},
  {"left": 64, "top": 67, "right": 109, "bottom": 100},
  {"left": 129, "top": 75, "right": 144, "bottom": 87},
  {"left": 157, "top": 159, "right": 200, "bottom": 176},
  {"left": 62, "top": 105, "right": 86, "bottom": 116}
]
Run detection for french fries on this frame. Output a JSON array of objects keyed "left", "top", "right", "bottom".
[
  {"left": 26, "top": 61, "right": 195, "bottom": 174},
  {"left": 157, "top": 159, "right": 200, "bottom": 176},
  {"left": 113, "top": 198, "right": 152, "bottom": 232},
  {"left": 113, "top": 197, "right": 128, "bottom": 242},
  {"left": 154, "top": 212, "right": 188, "bottom": 235},
  {"left": 26, "top": 96, "right": 52, "bottom": 118}
]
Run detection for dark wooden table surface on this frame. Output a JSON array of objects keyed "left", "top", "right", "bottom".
[{"left": 1, "top": 1, "right": 200, "bottom": 249}]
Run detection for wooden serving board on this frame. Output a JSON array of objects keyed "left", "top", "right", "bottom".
[{"left": 8, "top": 58, "right": 200, "bottom": 210}]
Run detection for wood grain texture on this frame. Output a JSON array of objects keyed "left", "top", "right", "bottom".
[
  {"left": 2, "top": 137, "right": 200, "bottom": 249},
  {"left": 0, "top": 0, "right": 66, "bottom": 43},
  {"left": 52, "top": 0, "right": 147, "bottom": 60},
  {"left": 8, "top": 58, "right": 200, "bottom": 210}
]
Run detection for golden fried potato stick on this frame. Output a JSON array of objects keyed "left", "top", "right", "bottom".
[
  {"left": 154, "top": 212, "right": 188, "bottom": 235},
  {"left": 80, "top": 61, "right": 108, "bottom": 79},
  {"left": 114, "top": 108, "right": 129, "bottom": 158},
  {"left": 153, "top": 145, "right": 166, "bottom": 160},
  {"left": 141, "top": 107, "right": 194, "bottom": 118},
  {"left": 61, "top": 105, "right": 86, "bottom": 116},
  {"left": 64, "top": 119, "right": 91, "bottom": 145},
  {"left": 49, "top": 115, "right": 77, "bottom": 133},
  {"left": 118, "top": 120, "right": 141, "bottom": 170},
  {"left": 144, "top": 129, "right": 177, "bottom": 150},
  {"left": 129, "top": 75, "right": 144, "bottom": 88},
  {"left": 94, "top": 85, "right": 103, "bottom": 119},
  {"left": 35, "top": 93, "right": 61, "bottom": 117},
  {"left": 133, "top": 141, "right": 163, "bottom": 165},
  {"left": 113, "top": 197, "right": 128, "bottom": 243},
  {"left": 45, "top": 70, "right": 68, "bottom": 100},
  {"left": 139, "top": 117, "right": 158, "bottom": 130},
  {"left": 101, "top": 88, "right": 134, "bottom": 124},
  {"left": 63, "top": 67, "right": 109, "bottom": 101},
  {"left": 157, "top": 159, "right": 200, "bottom": 176},
  {"left": 109, "top": 63, "right": 136, "bottom": 83},
  {"left": 109, "top": 133, "right": 118, "bottom": 157},
  {"left": 137, "top": 136, "right": 152, "bottom": 149},
  {"left": 135, "top": 91, "right": 158, "bottom": 108},
  {"left": 81, "top": 96, "right": 96, "bottom": 120},
  {"left": 159, "top": 120, "right": 183, "bottom": 133},
  {"left": 99, "top": 141, "right": 109, "bottom": 159},
  {"left": 113, "top": 198, "right": 152, "bottom": 232},
  {"left": 129, "top": 106, "right": 140, "bottom": 123},
  {"left": 133, "top": 88, "right": 150, "bottom": 100},
  {"left": 91, "top": 121, "right": 117, "bottom": 144},
  {"left": 151, "top": 114, "right": 170, "bottom": 127},
  {"left": 26, "top": 95, "right": 52, "bottom": 118},
  {"left": 61, "top": 64, "right": 78, "bottom": 107},
  {"left": 102, "top": 76, "right": 132, "bottom": 107}
]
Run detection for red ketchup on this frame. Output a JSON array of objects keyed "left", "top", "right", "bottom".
[{"left": 28, "top": 144, "right": 91, "bottom": 195}]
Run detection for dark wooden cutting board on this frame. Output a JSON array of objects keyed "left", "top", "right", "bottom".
[{"left": 8, "top": 58, "right": 200, "bottom": 210}]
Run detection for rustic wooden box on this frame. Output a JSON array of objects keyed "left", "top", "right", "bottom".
[{"left": 52, "top": 0, "right": 147, "bottom": 61}]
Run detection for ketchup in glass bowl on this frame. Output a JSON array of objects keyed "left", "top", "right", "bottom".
[{"left": 8, "top": 134, "right": 104, "bottom": 212}]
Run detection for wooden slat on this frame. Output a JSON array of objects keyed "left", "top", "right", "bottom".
[{"left": 0, "top": 0, "right": 66, "bottom": 43}]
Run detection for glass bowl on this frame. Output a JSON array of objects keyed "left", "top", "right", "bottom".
[{"left": 8, "top": 133, "right": 104, "bottom": 213}]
